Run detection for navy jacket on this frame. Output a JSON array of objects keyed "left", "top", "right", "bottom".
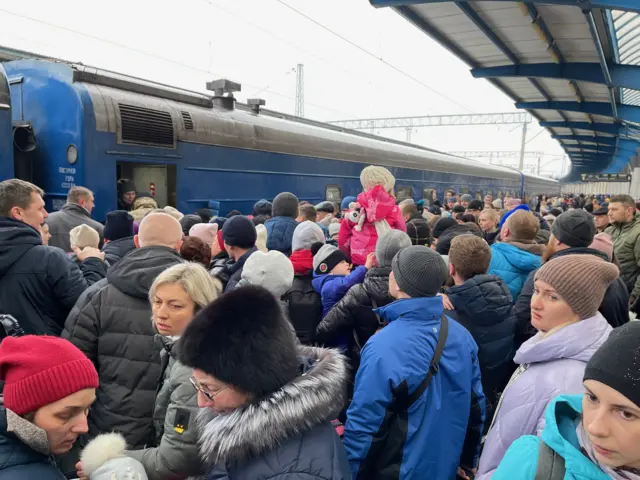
[
  {"left": 0, "top": 217, "right": 106, "bottom": 335},
  {"left": 264, "top": 216, "right": 298, "bottom": 255},
  {"left": 344, "top": 297, "right": 486, "bottom": 479},
  {"left": 101, "top": 236, "right": 136, "bottom": 266},
  {"left": 446, "top": 274, "right": 516, "bottom": 423},
  {"left": 0, "top": 408, "right": 66, "bottom": 479}
]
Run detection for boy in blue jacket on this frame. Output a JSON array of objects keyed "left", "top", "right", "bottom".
[
  {"left": 311, "top": 242, "right": 374, "bottom": 318},
  {"left": 344, "top": 245, "right": 486, "bottom": 480}
]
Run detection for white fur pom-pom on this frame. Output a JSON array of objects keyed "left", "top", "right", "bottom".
[{"left": 80, "top": 432, "right": 127, "bottom": 477}]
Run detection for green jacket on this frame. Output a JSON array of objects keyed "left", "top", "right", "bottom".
[{"left": 606, "top": 215, "right": 640, "bottom": 302}]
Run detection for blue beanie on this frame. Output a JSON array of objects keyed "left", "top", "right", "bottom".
[
  {"left": 104, "top": 210, "right": 134, "bottom": 241},
  {"left": 499, "top": 204, "right": 531, "bottom": 228},
  {"left": 222, "top": 216, "right": 257, "bottom": 249},
  {"left": 341, "top": 196, "right": 357, "bottom": 210}
]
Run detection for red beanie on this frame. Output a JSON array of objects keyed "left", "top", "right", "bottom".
[
  {"left": 0, "top": 336, "right": 99, "bottom": 415},
  {"left": 217, "top": 229, "right": 224, "bottom": 250}
]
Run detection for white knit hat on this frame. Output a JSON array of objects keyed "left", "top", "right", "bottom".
[
  {"left": 80, "top": 433, "right": 148, "bottom": 480},
  {"left": 360, "top": 165, "right": 395, "bottom": 192},
  {"left": 255, "top": 224, "right": 268, "bottom": 252},
  {"left": 69, "top": 224, "right": 100, "bottom": 250},
  {"left": 292, "top": 221, "right": 325, "bottom": 252},
  {"left": 241, "top": 250, "right": 294, "bottom": 298},
  {"left": 328, "top": 222, "right": 341, "bottom": 238}
]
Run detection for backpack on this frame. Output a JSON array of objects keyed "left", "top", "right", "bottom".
[{"left": 535, "top": 441, "right": 566, "bottom": 480}]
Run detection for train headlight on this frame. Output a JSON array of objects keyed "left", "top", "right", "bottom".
[{"left": 67, "top": 145, "right": 78, "bottom": 164}]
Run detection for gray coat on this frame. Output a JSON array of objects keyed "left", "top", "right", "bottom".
[
  {"left": 62, "top": 246, "right": 183, "bottom": 449},
  {"left": 128, "top": 335, "right": 203, "bottom": 480},
  {"left": 47, "top": 203, "right": 104, "bottom": 252}
]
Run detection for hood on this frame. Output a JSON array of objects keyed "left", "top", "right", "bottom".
[
  {"left": 357, "top": 185, "right": 396, "bottom": 224},
  {"left": 363, "top": 266, "right": 392, "bottom": 304},
  {"left": 504, "top": 239, "right": 546, "bottom": 256},
  {"left": 493, "top": 242, "right": 542, "bottom": 271},
  {"left": 446, "top": 275, "right": 512, "bottom": 325},
  {"left": 107, "top": 246, "right": 182, "bottom": 298},
  {"left": 197, "top": 345, "right": 347, "bottom": 467},
  {"left": 290, "top": 249, "right": 313, "bottom": 276},
  {"left": 102, "top": 236, "right": 135, "bottom": 254},
  {"left": 377, "top": 296, "right": 444, "bottom": 324},
  {"left": 0, "top": 218, "right": 42, "bottom": 273},
  {"left": 514, "top": 313, "right": 611, "bottom": 365},
  {"left": 0, "top": 408, "right": 51, "bottom": 471}
]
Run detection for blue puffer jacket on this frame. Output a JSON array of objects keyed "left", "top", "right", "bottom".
[
  {"left": 446, "top": 274, "right": 516, "bottom": 423},
  {"left": 488, "top": 242, "right": 543, "bottom": 301},
  {"left": 493, "top": 395, "right": 610, "bottom": 479},
  {"left": 264, "top": 216, "right": 299, "bottom": 255},
  {"left": 312, "top": 266, "right": 368, "bottom": 318},
  {"left": 344, "top": 297, "right": 486, "bottom": 479},
  {"left": 0, "top": 408, "right": 66, "bottom": 479}
]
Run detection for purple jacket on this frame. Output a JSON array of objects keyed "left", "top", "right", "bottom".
[{"left": 476, "top": 313, "right": 611, "bottom": 479}]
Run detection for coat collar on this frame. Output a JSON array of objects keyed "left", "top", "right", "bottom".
[
  {"left": 376, "top": 297, "right": 444, "bottom": 323},
  {"left": 197, "top": 346, "right": 347, "bottom": 468},
  {"left": 5, "top": 409, "right": 50, "bottom": 455}
]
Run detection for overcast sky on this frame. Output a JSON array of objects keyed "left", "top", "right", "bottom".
[{"left": 0, "top": 0, "right": 567, "bottom": 175}]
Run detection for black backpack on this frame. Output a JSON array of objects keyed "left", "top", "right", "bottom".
[{"left": 535, "top": 441, "right": 565, "bottom": 480}]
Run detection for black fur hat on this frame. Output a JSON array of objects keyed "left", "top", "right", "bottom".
[{"left": 177, "top": 285, "right": 299, "bottom": 399}]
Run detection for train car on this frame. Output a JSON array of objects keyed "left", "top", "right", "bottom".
[
  {"left": 2, "top": 59, "right": 559, "bottom": 220},
  {"left": 0, "top": 63, "right": 12, "bottom": 180}
]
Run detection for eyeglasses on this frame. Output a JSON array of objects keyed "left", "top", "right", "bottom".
[{"left": 190, "top": 376, "right": 228, "bottom": 401}]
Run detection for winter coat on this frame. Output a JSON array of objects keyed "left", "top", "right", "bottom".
[
  {"left": 312, "top": 266, "right": 368, "bottom": 318},
  {"left": 340, "top": 186, "right": 406, "bottom": 266},
  {"left": 344, "top": 297, "right": 485, "bottom": 479},
  {"left": 264, "top": 216, "right": 298, "bottom": 255},
  {"left": 127, "top": 335, "right": 202, "bottom": 479},
  {"left": 198, "top": 346, "right": 351, "bottom": 480},
  {"left": 316, "top": 266, "right": 393, "bottom": 362},
  {"left": 62, "top": 246, "right": 183, "bottom": 449},
  {"left": 483, "top": 229, "right": 500, "bottom": 245},
  {"left": 405, "top": 213, "right": 431, "bottom": 246},
  {"left": 0, "top": 217, "right": 107, "bottom": 336},
  {"left": 445, "top": 274, "right": 516, "bottom": 423},
  {"left": 283, "top": 274, "right": 323, "bottom": 345},
  {"left": 488, "top": 241, "right": 543, "bottom": 301},
  {"left": 492, "top": 394, "right": 610, "bottom": 480},
  {"left": 208, "top": 251, "right": 230, "bottom": 279},
  {"left": 475, "top": 313, "right": 611, "bottom": 479},
  {"left": 606, "top": 216, "right": 640, "bottom": 302},
  {"left": 0, "top": 407, "right": 66, "bottom": 479},
  {"left": 217, "top": 247, "right": 257, "bottom": 293},
  {"left": 101, "top": 236, "right": 136, "bottom": 266},
  {"left": 513, "top": 248, "right": 629, "bottom": 349},
  {"left": 46, "top": 203, "right": 105, "bottom": 252}
]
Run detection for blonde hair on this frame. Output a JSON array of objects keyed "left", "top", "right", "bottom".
[
  {"left": 69, "top": 224, "right": 100, "bottom": 249},
  {"left": 149, "top": 263, "right": 220, "bottom": 312}
]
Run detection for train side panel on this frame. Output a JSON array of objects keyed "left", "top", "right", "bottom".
[{"left": 0, "top": 64, "right": 12, "bottom": 180}]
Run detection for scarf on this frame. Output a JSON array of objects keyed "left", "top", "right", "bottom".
[
  {"left": 577, "top": 421, "right": 640, "bottom": 479},
  {"left": 290, "top": 249, "right": 313, "bottom": 275}
]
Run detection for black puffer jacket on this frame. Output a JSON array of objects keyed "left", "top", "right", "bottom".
[
  {"left": 219, "top": 247, "right": 258, "bottom": 293},
  {"left": 316, "top": 266, "right": 392, "bottom": 361},
  {"left": 283, "top": 275, "right": 322, "bottom": 345},
  {"left": 513, "top": 247, "right": 629, "bottom": 349},
  {"left": 405, "top": 213, "right": 431, "bottom": 246},
  {"left": 0, "top": 217, "right": 106, "bottom": 336},
  {"left": 445, "top": 274, "right": 516, "bottom": 425},
  {"left": 62, "top": 246, "right": 183, "bottom": 448},
  {"left": 101, "top": 236, "right": 136, "bottom": 266}
]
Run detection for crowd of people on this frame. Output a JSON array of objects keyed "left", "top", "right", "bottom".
[{"left": 0, "top": 167, "right": 639, "bottom": 479}]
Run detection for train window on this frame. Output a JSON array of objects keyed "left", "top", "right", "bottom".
[
  {"left": 0, "top": 69, "right": 8, "bottom": 110},
  {"left": 422, "top": 188, "right": 436, "bottom": 203},
  {"left": 325, "top": 185, "right": 341, "bottom": 203},
  {"left": 476, "top": 192, "right": 483, "bottom": 200},
  {"left": 396, "top": 186, "right": 413, "bottom": 201},
  {"left": 459, "top": 187, "right": 469, "bottom": 194}
]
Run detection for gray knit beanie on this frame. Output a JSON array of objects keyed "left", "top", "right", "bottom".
[
  {"left": 292, "top": 221, "right": 325, "bottom": 252},
  {"left": 551, "top": 209, "right": 596, "bottom": 248},
  {"left": 376, "top": 230, "right": 412, "bottom": 268},
  {"left": 392, "top": 245, "right": 448, "bottom": 298},
  {"left": 535, "top": 254, "right": 619, "bottom": 319},
  {"left": 272, "top": 192, "right": 299, "bottom": 218}
]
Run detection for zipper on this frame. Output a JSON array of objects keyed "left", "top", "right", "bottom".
[{"left": 485, "top": 363, "right": 530, "bottom": 437}]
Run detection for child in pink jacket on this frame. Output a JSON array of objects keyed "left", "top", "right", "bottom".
[{"left": 339, "top": 165, "right": 406, "bottom": 266}]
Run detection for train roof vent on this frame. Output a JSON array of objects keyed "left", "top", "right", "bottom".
[
  {"left": 181, "top": 111, "right": 194, "bottom": 130},
  {"left": 118, "top": 103, "right": 174, "bottom": 147}
]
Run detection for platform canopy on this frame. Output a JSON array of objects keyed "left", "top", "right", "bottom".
[{"left": 370, "top": 0, "right": 640, "bottom": 180}]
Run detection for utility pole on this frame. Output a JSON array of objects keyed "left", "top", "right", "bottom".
[
  {"left": 295, "top": 64, "right": 304, "bottom": 118},
  {"left": 519, "top": 119, "right": 528, "bottom": 171},
  {"left": 405, "top": 127, "right": 412, "bottom": 143}
]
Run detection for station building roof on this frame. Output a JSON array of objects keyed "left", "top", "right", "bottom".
[{"left": 371, "top": 0, "right": 640, "bottom": 180}]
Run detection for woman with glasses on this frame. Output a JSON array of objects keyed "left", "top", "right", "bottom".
[
  {"left": 127, "top": 262, "right": 220, "bottom": 479},
  {"left": 178, "top": 285, "right": 351, "bottom": 479}
]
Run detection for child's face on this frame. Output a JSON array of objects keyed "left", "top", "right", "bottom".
[
  {"left": 331, "top": 233, "right": 339, "bottom": 242},
  {"left": 330, "top": 260, "right": 351, "bottom": 276}
]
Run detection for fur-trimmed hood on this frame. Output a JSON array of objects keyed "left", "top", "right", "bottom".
[{"left": 197, "top": 345, "right": 347, "bottom": 469}]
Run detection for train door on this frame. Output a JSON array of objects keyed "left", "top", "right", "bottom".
[{"left": 117, "top": 162, "right": 177, "bottom": 208}]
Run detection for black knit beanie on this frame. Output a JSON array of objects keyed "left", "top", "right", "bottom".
[
  {"left": 392, "top": 245, "right": 448, "bottom": 298},
  {"left": 584, "top": 322, "right": 640, "bottom": 408}
]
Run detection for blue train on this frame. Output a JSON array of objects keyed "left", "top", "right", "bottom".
[
  {"left": 0, "top": 59, "right": 559, "bottom": 221},
  {"left": 0, "top": 64, "right": 11, "bottom": 180}
]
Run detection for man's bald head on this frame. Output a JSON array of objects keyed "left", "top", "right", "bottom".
[{"left": 134, "top": 212, "right": 183, "bottom": 250}]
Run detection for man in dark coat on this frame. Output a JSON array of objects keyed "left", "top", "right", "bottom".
[
  {"left": 46, "top": 186, "right": 104, "bottom": 252},
  {"left": 100, "top": 210, "right": 136, "bottom": 266},
  {"left": 0, "top": 179, "right": 106, "bottom": 336},
  {"left": 513, "top": 209, "right": 629, "bottom": 349},
  {"left": 443, "top": 234, "right": 516, "bottom": 426},
  {"left": 400, "top": 200, "right": 431, "bottom": 246},
  {"left": 216, "top": 215, "right": 258, "bottom": 292},
  {"left": 63, "top": 212, "right": 183, "bottom": 449}
]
